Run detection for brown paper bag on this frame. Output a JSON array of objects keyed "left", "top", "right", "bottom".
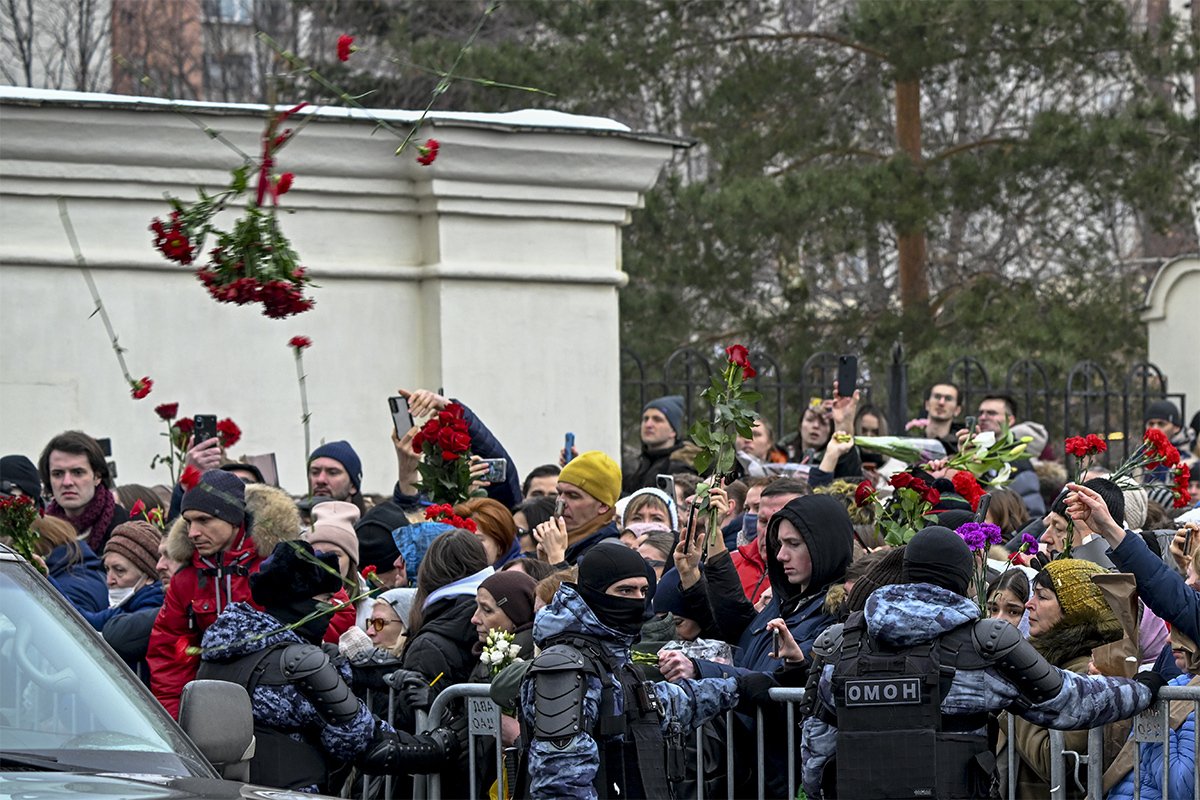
[{"left": 1090, "top": 573, "right": 1140, "bottom": 677}]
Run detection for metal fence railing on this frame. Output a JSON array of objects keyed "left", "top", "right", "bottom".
[{"left": 358, "top": 681, "right": 1199, "bottom": 800}]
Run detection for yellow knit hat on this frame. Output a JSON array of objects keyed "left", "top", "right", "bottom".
[
  {"left": 558, "top": 451, "right": 622, "bottom": 508},
  {"left": 1040, "top": 559, "right": 1112, "bottom": 625}
]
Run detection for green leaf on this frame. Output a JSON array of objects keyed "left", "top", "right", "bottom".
[{"left": 693, "top": 450, "right": 712, "bottom": 474}]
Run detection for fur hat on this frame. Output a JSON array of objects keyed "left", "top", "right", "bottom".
[
  {"left": 304, "top": 500, "right": 360, "bottom": 568},
  {"left": 644, "top": 395, "right": 685, "bottom": 438},
  {"left": 250, "top": 540, "right": 342, "bottom": 609},
  {"left": 104, "top": 521, "right": 161, "bottom": 579},
  {"left": 559, "top": 450, "right": 622, "bottom": 508},
  {"left": 166, "top": 483, "right": 301, "bottom": 564},
  {"left": 1144, "top": 400, "right": 1181, "bottom": 428},
  {"left": 180, "top": 469, "right": 246, "bottom": 526},
  {"left": 1038, "top": 559, "right": 1112, "bottom": 626},
  {"left": 308, "top": 440, "right": 363, "bottom": 494}
]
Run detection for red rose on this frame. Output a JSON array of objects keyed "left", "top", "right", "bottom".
[
  {"left": 179, "top": 464, "right": 202, "bottom": 490},
  {"left": 288, "top": 335, "right": 312, "bottom": 350},
  {"left": 130, "top": 376, "right": 153, "bottom": 400},
  {"left": 416, "top": 138, "right": 440, "bottom": 166},
  {"left": 854, "top": 480, "right": 875, "bottom": 508},
  {"left": 155, "top": 402, "right": 179, "bottom": 421},
  {"left": 448, "top": 431, "right": 471, "bottom": 453},
  {"left": 174, "top": 418, "right": 195, "bottom": 435},
  {"left": 130, "top": 499, "right": 146, "bottom": 518},
  {"left": 890, "top": 472, "right": 915, "bottom": 490},
  {"left": 411, "top": 432, "right": 425, "bottom": 454},
  {"left": 216, "top": 418, "right": 241, "bottom": 448},
  {"left": 441, "top": 450, "right": 460, "bottom": 462},
  {"left": 276, "top": 172, "right": 294, "bottom": 196},
  {"left": 337, "top": 34, "right": 355, "bottom": 62},
  {"left": 725, "top": 344, "right": 750, "bottom": 366},
  {"left": 924, "top": 488, "right": 941, "bottom": 507}
]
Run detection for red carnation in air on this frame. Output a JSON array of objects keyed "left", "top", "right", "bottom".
[
  {"left": 179, "top": 465, "right": 202, "bottom": 491},
  {"left": 416, "top": 138, "right": 440, "bottom": 166},
  {"left": 216, "top": 418, "right": 241, "bottom": 449},
  {"left": 288, "top": 335, "right": 312, "bottom": 350},
  {"left": 276, "top": 172, "right": 294, "bottom": 196},
  {"left": 130, "top": 376, "right": 153, "bottom": 400},
  {"left": 337, "top": 34, "right": 355, "bottom": 62},
  {"left": 174, "top": 418, "right": 195, "bottom": 435},
  {"left": 155, "top": 402, "right": 179, "bottom": 421},
  {"left": 1065, "top": 433, "right": 1106, "bottom": 459}
]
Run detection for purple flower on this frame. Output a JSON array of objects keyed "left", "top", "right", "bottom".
[
  {"left": 1020, "top": 532, "right": 1039, "bottom": 555},
  {"left": 956, "top": 521, "right": 1002, "bottom": 552}
]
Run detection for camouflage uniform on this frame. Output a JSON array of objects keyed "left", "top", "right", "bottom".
[{"left": 519, "top": 584, "right": 739, "bottom": 800}]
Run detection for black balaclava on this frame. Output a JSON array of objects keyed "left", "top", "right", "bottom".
[
  {"left": 901, "top": 525, "right": 973, "bottom": 595},
  {"left": 576, "top": 540, "right": 657, "bottom": 635},
  {"left": 269, "top": 597, "right": 329, "bottom": 644}
]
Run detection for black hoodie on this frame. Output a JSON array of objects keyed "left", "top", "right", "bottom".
[{"left": 765, "top": 494, "right": 855, "bottom": 615}]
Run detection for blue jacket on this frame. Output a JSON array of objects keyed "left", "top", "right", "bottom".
[
  {"left": 201, "top": 601, "right": 380, "bottom": 791},
  {"left": 81, "top": 581, "right": 165, "bottom": 633},
  {"left": 801, "top": 583, "right": 1156, "bottom": 798},
  {"left": 1107, "top": 674, "right": 1197, "bottom": 800},
  {"left": 1010, "top": 459, "right": 1046, "bottom": 517},
  {"left": 46, "top": 541, "right": 107, "bottom": 614},
  {"left": 519, "top": 584, "right": 738, "bottom": 800},
  {"left": 1108, "top": 532, "right": 1200, "bottom": 642}
]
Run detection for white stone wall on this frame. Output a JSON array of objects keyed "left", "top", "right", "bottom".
[
  {"left": 0, "top": 87, "right": 679, "bottom": 495},
  {"left": 1143, "top": 255, "right": 1200, "bottom": 424}
]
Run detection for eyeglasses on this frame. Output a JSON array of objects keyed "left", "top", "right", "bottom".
[{"left": 365, "top": 619, "right": 401, "bottom": 632}]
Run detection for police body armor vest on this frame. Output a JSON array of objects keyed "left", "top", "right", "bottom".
[
  {"left": 830, "top": 611, "right": 994, "bottom": 800},
  {"left": 517, "top": 633, "right": 680, "bottom": 800},
  {"left": 196, "top": 643, "right": 329, "bottom": 791}
]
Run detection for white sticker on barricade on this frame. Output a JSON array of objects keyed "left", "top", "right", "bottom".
[
  {"left": 1131, "top": 702, "right": 1167, "bottom": 743},
  {"left": 469, "top": 696, "right": 499, "bottom": 735}
]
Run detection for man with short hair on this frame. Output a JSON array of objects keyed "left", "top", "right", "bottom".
[
  {"left": 968, "top": 394, "right": 1045, "bottom": 516},
  {"left": 522, "top": 464, "right": 560, "bottom": 499},
  {"left": 622, "top": 395, "right": 698, "bottom": 494},
  {"left": 308, "top": 440, "right": 364, "bottom": 511},
  {"left": 38, "top": 431, "right": 129, "bottom": 552},
  {"left": 532, "top": 450, "right": 623, "bottom": 566},
  {"left": 919, "top": 382, "right": 964, "bottom": 454}
]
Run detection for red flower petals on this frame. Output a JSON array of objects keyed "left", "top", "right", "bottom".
[
  {"left": 724, "top": 344, "right": 756, "bottom": 380},
  {"left": 179, "top": 465, "right": 202, "bottom": 491},
  {"left": 337, "top": 35, "right": 355, "bottom": 62},
  {"left": 1065, "top": 434, "right": 1107, "bottom": 459},
  {"left": 150, "top": 212, "right": 194, "bottom": 265},
  {"left": 416, "top": 138, "right": 440, "bottom": 166},
  {"left": 130, "top": 376, "right": 153, "bottom": 400},
  {"left": 216, "top": 418, "right": 241, "bottom": 449},
  {"left": 288, "top": 335, "right": 312, "bottom": 350},
  {"left": 952, "top": 471, "right": 985, "bottom": 512},
  {"left": 155, "top": 402, "right": 179, "bottom": 421}
]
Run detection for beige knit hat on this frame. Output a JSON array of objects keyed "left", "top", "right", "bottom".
[{"left": 304, "top": 500, "right": 360, "bottom": 569}]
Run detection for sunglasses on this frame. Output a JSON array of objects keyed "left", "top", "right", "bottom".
[{"left": 365, "top": 619, "right": 401, "bottom": 633}]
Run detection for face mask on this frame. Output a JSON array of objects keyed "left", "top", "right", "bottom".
[
  {"left": 108, "top": 577, "right": 146, "bottom": 609},
  {"left": 579, "top": 584, "right": 650, "bottom": 636},
  {"left": 741, "top": 513, "right": 758, "bottom": 542}
]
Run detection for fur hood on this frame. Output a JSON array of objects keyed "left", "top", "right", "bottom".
[
  {"left": 1031, "top": 615, "right": 1124, "bottom": 668},
  {"left": 166, "top": 483, "right": 301, "bottom": 562}
]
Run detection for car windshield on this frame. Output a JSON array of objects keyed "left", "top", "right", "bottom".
[{"left": 0, "top": 558, "right": 210, "bottom": 778}]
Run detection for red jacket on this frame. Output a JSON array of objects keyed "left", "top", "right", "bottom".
[
  {"left": 731, "top": 540, "right": 769, "bottom": 604},
  {"left": 145, "top": 483, "right": 357, "bottom": 718}
]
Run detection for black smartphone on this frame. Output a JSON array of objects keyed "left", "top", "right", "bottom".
[
  {"left": 772, "top": 629, "right": 782, "bottom": 659},
  {"left": 973, "top": 493, "right": 992, "bottom": 524},
  {"left": 837, "top": 355, "right": 858, "bottom": 397},
  {"left": 193, "top": 414, "right": 218, "bottom": 445},
  {"left": 564, "top": 432, "right": 575, "bottom": 465},
  {"left": 481, "top": 458, "right": 507, "bottom": 483},
  {"left": 655, "top": 473, "right": 676, "bottom": 503},
  {"left": 389, "top": 396, "right": 413, "bottom": 435},
  {"left": 681, "top": 501, "right": 697, "bottom": 554}
]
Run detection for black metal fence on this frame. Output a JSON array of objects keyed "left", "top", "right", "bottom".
[{"left": 621, "top": 346, "right": 1186, "bottom": 462}]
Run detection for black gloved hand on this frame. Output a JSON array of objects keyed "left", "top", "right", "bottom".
[
  {"left": 1134, "top": 671, "right": 1168, "bottom": 703},
  {"left": 383, "top": 668, "right": 434, "bottom": 711},
  {"left": 736, "top": 672, "right": 779, "bottom": 710}
]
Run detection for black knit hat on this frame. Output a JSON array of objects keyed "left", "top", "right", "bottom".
[
  {"left": 1144, "top": 400, "right": 1181, "bottom": 427},
  {"left": 181, "top": 469, "right": 246, "bottom": 526},
  {"left": 355, "top": 501, "right": 407, "bottom": 571},
  {"left": 902, "top": 525, "right": 973, "bottom": 595},
  {"left": 0, "top": 455, "right": 41, "bottom": 504},
  {"left": 250, "top": 541, "right": 342, "bottom": 609}
]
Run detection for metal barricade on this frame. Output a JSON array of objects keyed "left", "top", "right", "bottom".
[{"left": 413, "top": 682, "right": 505, "bottom": 800}]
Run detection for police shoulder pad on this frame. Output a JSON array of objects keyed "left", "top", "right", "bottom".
[
  {"left": 530, "top": 643, "right": 598, "bottom": 675},
  {"left": 971, "top": 617, "right": 1022, "bottom": 660}
]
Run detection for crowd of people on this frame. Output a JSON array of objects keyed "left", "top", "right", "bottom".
[{"left": 2, "top": 382, "right": 1199, "bottom": 799}]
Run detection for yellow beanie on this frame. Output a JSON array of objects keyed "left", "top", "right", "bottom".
[
  {"left": 1040, "top": 559, "right": 1112, "bottom": 626},
  {"left": 558, "top": 451, "right": 622, "bottom": 508}
]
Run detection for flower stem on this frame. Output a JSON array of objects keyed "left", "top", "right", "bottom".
[
  {"left": 294, "top": 351, "right": 311, "bottom": 459},
  {"left": 58, "top": 199, "right": 135, "bottom": 386}
]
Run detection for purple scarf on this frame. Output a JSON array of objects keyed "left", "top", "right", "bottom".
[{"left": 47, "top": 482, "right": 117, "bottom": 551}]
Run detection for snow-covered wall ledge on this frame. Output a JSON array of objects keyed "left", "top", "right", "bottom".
[{"left": 0, "top": 87, "right": 682, "bottom": 494}]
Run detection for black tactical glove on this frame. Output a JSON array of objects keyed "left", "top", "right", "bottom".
[
  {"left": 1134, "top": 671, "right": 1168, "bottom": 703},
  {"left": 358, "top": 722, "right": 458, "bottom": 775},
  {"left": 384, "top": 668, "right": 434, "bottom": 711},
  {"left": 736, "top": 672, "right": 779, "bottom": 710}
]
